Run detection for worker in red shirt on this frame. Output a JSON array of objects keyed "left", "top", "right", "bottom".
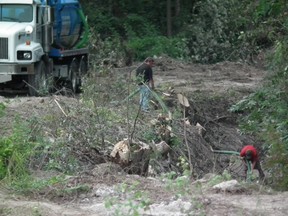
[{"left": 240, "top": 145, "right": 265, "bottom": 181}]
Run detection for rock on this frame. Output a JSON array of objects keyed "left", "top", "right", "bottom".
[
  {"left": 213, "top": 180, "right": 244, "bottom": 193},
  {"left": 193, "top": 173, "right": 217, "bottom": 184},
  {"left": 94, "top": 186, "right": 116, "bottom": 197},
  {"left": 91, "top": 162, "right": 124, "bottom": 176},
  {"left": 147, "top": 199, "right": 194, "bottom": 216}
]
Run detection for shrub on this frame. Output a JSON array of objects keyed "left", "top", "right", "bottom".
[
  {"left": 0, "top": 119, "right": 36, "bottom": 181},
  {"left": 127, "top": 36, "right": 189, "bottom": 61}
]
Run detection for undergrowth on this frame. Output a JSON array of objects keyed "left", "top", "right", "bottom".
[
  {"left": 0, "top": 118, "right": 36, "bottom": 181},
  {"left": 230, "top": 36, "right": 288, "bottom": 190},
  {"left": 105, "top": 181, "right": 151, "bottom": 216}
]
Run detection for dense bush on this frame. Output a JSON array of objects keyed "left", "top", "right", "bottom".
[
  {"left": 82, "top": 0, "right": 287, "bottom": 64},
  {"left": 83, "top": 0, "right": 269, "bottom": 63},
  {"left": 127, "top": 36, "right": 189, "bottom": 61}
]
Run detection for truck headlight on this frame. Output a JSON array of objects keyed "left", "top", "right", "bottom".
[
  {"left": 25, "top": 26, "right": 33, "bottom": 34},
  {"left": 17, "top": 51, "right": 32, "bottom": 60}
]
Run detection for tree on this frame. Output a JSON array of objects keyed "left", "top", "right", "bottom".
[{"left": 167, "top": 0, "right": 172, "bottom": 37}]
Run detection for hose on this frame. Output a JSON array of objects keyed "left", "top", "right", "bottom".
[
  {"left": 211, "top": 149, "right": 240, "bottom": 156},
  {"left": 75, "top": 8, "right": 90, "bottom": 49},
  {"left": 211, "top": 148, "right": 252, "bottom": 182},
  {"left": 245, "top": 159, "right": 252, "bottom": 182}
]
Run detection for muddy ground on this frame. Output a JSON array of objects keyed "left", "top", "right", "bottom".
[{"left": 1, "top": 58, "right": 288, "bottom": 216}]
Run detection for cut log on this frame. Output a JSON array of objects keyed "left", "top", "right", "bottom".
[
  {"left": 154, "top": 141, "right": 171, "bottom": 156},
  {"left": 110, "top": 139, "right": 130, "bottom": 166},
  {"left": 128, "top": 144, "right": 151, "bottom": 176},
  {"left": 110, "top": 139, "right": 151, "bottom": 176}
]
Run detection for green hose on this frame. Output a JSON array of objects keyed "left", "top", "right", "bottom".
[
  {"left": 245, "top": 159, "right": 252, "bottom": 182},
  {"left": 150, "top": 89, "right": 170, "bottom": 114},
  {"left": 211, "top": 148, "right": 252, "bottom": 182},
  {"left": 122, "top": 88, "right": 140, "bottom": 102},
  {"left": 211, "top": 149, "right": 240, "bottom": 156},
  {"left": 75, "top": 8, "right": 90, "bottom": 49}
]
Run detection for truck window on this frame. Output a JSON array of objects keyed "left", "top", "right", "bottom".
[{"left": 0, "top": 4, "right": 33, "bottom": 22}]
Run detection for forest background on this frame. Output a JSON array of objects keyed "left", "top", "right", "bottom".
[{"left": 81, "top": 0, "right": 288, "bottom": 190}]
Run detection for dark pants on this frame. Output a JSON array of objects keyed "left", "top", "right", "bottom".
[{"left": 244, "top": 160, "right": 265, "bottom": 180}]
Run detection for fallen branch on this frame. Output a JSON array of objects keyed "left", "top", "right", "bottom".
[{"left": 54, "top": 98, "right": 68, "bottom": 117}]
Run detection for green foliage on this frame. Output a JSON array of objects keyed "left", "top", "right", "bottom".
[
  {"left": 164, "top": 174, "right": 191, "bottom": 198},
  {"left": 89, "top": 32, "right": 128, "bottom": 66},
  {"left": 184, "top": 0, "right": 277, "bottom": 63},
  {"left": 80, "top": 64, "right": 129, "bottom": 147},
  {"left": 255, "top": 0, "right": 286, "bottom": 20},
  {"left": 127, "top": 36, "right": 189, "bottom": 61},
  {"left": 142, "top": 128, "right": 161, "bottom": 143},
  {"left": 83, "top": 1, "right": 191, "bottom": 60},
  {"left": 105, "top": 182, "right": 151, "bottom": 216},
  {"left": 0, "top": 207, "right": 12, "bottom": 215},
  {"left": 177, "top": 156, "right": 190, "bottom": 176},
  {"left": 84, "top": 5, "right": 159, "bottom": 39},
  {"left": 83, "top": 0, "right": 287, "bottom": 64},
  {"left": 184, "top": 0, "right": 244, "bottom": 63},
  {"left": 0, "top": 102, "right": 6, "bottom": 118},
  {"left": 169, "top": 135, "right": 182, "bottom": 147},
  {"left": 83, "top": 0, "right": 165, "bottom": 37},
  {"left": 230, "top": 34, "right": 288, "bottom": 190},
  {"left": 207, "top": 170, "right": 232, "bottom": 187},
  {"left": 0, "top": 117, "right": 78, "bottom": 194},
  {"left": 162, "top": 171, "right": 177, "bottom": 180},
  {"left": 122, "top": 13, "right": 160, "bottom": 38},
  {"left": 0, "top": 138, "right": 13, "bottom": 179},
  {"left": 0, "top": 119, "right": 35, "bottom": 181},
  {"left": 55, "top": 184, "right": 91, "bottom": 197},
  {"left": 44, "top": 141, "right": 80, "bottom": 173},
  {"left": 84, "top": 8, "right": 120, "bottom": 39}
]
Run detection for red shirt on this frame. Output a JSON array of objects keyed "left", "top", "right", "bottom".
[{"left": 240, "top": 145, "right": 258, "bottom": 161}]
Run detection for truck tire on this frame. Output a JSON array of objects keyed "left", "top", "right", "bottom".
[
  {"left": 79, "top": 56, "right": 88, "bottom": 75},
  {"left": 28, "top": 60, "right": 51, "bottom": 96},
  {"left": 69, "top": 58, "right": 80, "bottom": 93},
  {"left": 78, "top": 56, "right": 88, "bottom": 88}
]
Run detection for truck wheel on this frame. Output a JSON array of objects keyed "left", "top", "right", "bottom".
[
  {"left": 78, "top": 56, "right": 88, "bottom": 88},
  {"left": 69, "top": 58, "right": 80, "bottom": 93},
  {"left": 79, "top": 56, "right": 88, "bottom": 75},
  {"left": 28, "top": 60, "right": 51, "bottom": 96}
]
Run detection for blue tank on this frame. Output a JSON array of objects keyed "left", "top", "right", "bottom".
[{"left": 44, "top": 0, "right": 84, "bottom": 49}]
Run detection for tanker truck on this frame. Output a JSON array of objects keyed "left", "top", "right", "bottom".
[{"left": 0, "top": 0, "right": 89, "bottom": 95}]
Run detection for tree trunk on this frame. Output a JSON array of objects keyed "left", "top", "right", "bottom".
[
  {"left": 175, "top": 0, "right": 180, "bottom": 16},
  {"left": 110, "top": 139, "right": 151, "bottom": 176},
  {"left": 167, "top": 0, "right": 172, "bottom": 37},
  {"left": 110, "top": 139, "right": 171, "bottom": 176}
]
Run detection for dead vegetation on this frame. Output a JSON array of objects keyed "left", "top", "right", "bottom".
[{"left": 0, "top": 57, "right": 266, "bottom": 179}]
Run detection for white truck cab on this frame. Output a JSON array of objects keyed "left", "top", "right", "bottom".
[{"left": 0, "top": 0, "right": 88, "bottom": 95}]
